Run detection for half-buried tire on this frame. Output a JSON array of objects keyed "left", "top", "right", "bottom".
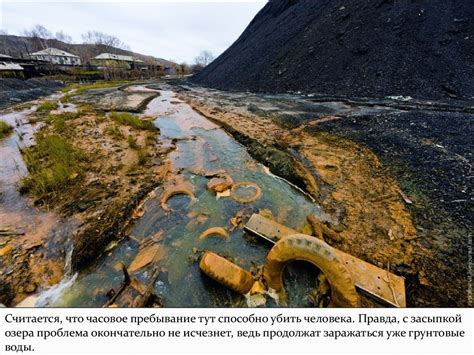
[{"left": 263, "top": 234, "right": 359, "bottom": 307}]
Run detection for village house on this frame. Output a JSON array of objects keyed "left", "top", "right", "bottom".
[
  {"left": 94, "top": 53, "right": 147, "bottom": 70},
  {"left": 29, "top": 48, "right": 81, "bottom": 66},
  {"left": 0, "top": 53, "right": 24, "bottom": 77},
  {"left": 0, "top": 62, "right": 24, "bottom": 77}
]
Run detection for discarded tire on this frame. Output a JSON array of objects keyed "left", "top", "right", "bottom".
[
  {"left": 199, "top": 252, "right": 255, "bottom": 294},
  {"left": 263, "top": 234, "right": 359, "bottom": 307},
  {"left": 230, "top": 181, "right": 262, "bottom": 203},
  {"left": 199, "top": 227, "right": 229, "bottom": 240},
  {"left": 160, "top": 188, "right": 196, "bottom": 211}
]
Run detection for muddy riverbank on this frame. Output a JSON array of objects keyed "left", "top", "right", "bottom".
[
  {"left": 0, "top": 102, "right": 77, "bottom": 305},
  {"left": 0, "top": 83, "right": 170, "bottom": 305}
]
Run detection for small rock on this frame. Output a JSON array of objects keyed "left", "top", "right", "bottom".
[
  {"left": 207, "top": 174, "right": 233, "bottom": 193},
  {"left": 0, "top": 245, "right": 13, "bottom": 257},
  {"left": 419, "top": 239, "right": 432, "bottom": 249},
  {"left": 25, "top": 283, "right": 37, "bottom": 294},
  {"left": 250, "top": 281, "right": 266, "bottom": 295}
]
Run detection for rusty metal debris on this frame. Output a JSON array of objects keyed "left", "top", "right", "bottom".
[
  {"left": 198, "top": 227, "right": 229, "bottom": 241},
  {"left": 245, "top": 214, "right": 406, "bottom": 307},
  {"left": 230, "top": 210, "right": 245, "bottom": 231},
  {"left": 131, "top": 190, "right": 158, "bottom": 220},
  {"left": 199, "top": 252, "right": 254, "bottom": 294},
  {"left": 243, "top": 213, "right": 296, "bottom": 243}
]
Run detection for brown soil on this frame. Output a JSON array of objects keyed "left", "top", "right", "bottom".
[{"left": 63, "top": 110, "right": 170, "bottom": 270}]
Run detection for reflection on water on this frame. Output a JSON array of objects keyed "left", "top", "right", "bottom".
[{"left": 49, "top": 88, "right": 323, "bottom": 307}]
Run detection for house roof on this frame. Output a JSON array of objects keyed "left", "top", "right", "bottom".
[
  {"left": 94, "top": 53, "right": 136, "bottom": 62},
  {"left": 30, "top": 48, "right": 79, "bottom": 58},
  {"left": 0, "top": 62, "right": 23, "bottom": 71},
  {"left": 0, "top": 53, "right": 12, "bottom": 59}
]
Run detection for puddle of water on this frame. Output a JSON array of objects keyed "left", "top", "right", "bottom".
[{"left": 50, "top": 87, "right": 324, "bottom": 307}]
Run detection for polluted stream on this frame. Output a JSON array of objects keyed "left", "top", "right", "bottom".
[{"left": 15, "top": 89, "right": 327, "bottom": 307}]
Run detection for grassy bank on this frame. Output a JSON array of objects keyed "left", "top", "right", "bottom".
[
  {"left": 0, "top": 120, "right": 13, "bottom": 138},
  {"left": 36, "top": 101, "right": 59, "bottom": 113},
  {"left": 21, "top": 134, "right": 85, "bottom": 198},
  {"left": 110, "top": 112, "right": 157, "bottom": 131}
]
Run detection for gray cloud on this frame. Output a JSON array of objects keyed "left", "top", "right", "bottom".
[{"left": 1, "top": 1, "right": 266, "bottom": 63}]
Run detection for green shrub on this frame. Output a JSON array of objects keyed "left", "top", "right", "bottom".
[
  {"left": 37, "top": 101, "right": 59, "bottom": 113},
  {"left": 127, "top": 135, "right": 139, "bottom": 149},
  {"left": 21, "top": 134, "right": 84, "bottom": 197},
  {"left": 145, "top": 132, "right": 156, "bottom": 146},
  {"left": 69, "top": 81, "right": 132, "bottom": 96},
  {"left": 0, "top": 120, "right": 13, "bottom": 138},
  {"left": 137, "top": 148, "right": 148, "bottom": 165},
  {"left": 110, "top": 112, "right": 157, "bottom": 132},
  {"left": 105, "top": 125, "right": 124, "bottom": 140},
  {"left": 60, "top": 94, "right": 71, "bottom": 104},
  {"left": 47, "top": 112, "right": 81, "bottom": 133}
]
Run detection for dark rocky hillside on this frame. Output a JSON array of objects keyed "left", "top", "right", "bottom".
[{"left": 193, "top": 0, "right": 474, "bottom": 100}]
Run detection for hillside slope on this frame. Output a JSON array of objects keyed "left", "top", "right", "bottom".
[
  {"left": 0, "top": 34, "right": 173, "bottom": 67},
  {"left": 193, "top": 0, "right": 474, "bottom": 100}
]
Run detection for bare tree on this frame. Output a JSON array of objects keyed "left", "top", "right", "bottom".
[
  {"left": 23, "top": 24, "right": 52, "bottom": 39},
  {"left": 55, "top": 31, "right": 73, "bottom": 44},
  {"left": 178, "top": 62, "right": 191, "bottom": 75},
  {"left": 194, "top": 50, "right": 215, "bottom": 67},
  {"left": 22, "top": 24, "right": 52, "bottom": 49},
  {"left": 81, "top": 30, "right": 128, "bottom": 49}
]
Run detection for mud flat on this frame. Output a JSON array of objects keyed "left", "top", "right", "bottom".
[
  {"left": 177, "top": 85, "right": 473, "bottom": 307},
  {"left": 71, "top": 85, "right": 159, "bottom": 113}
]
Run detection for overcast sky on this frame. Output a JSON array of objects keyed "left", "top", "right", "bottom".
[{"left": 0, "top": 0, "right": 266, "bottom": 63}]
